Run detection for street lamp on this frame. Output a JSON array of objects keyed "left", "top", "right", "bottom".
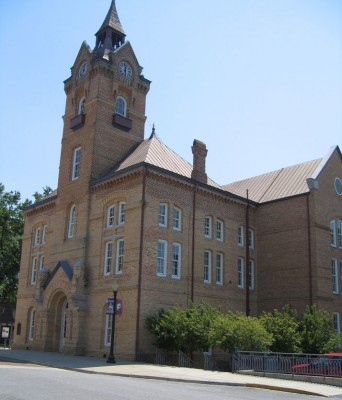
[{"left": 107, "top": 282, "right": 119, "bottom": 363}]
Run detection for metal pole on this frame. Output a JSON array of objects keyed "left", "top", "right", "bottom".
[{"left": 107, "top": 289, "right": 118, "bottom": 363}]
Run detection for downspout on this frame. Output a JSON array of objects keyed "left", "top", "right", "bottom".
[
  {"left": 306, "top": 194, "right": 313, "bottom": 306},
  {"left": 245, "top": 190, "right": 250, "bottom": 316},
  {"left": 191, "top": 184, "right": 197, "bottom": 303},
  {"left": 135, "top": 168, "right": 147, "bottom": 358}
]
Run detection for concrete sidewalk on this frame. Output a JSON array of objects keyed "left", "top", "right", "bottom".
[{"left": 1, "top": 348, "right": 342, "bottom": 397}]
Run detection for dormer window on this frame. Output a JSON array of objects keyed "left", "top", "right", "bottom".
[{"left": 116, "top": 96, "right": 127, "bottom": 117}]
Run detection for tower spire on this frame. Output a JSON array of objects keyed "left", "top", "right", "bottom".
[{"left": 95, "top": 0, "right": 126, "bottom": 58}]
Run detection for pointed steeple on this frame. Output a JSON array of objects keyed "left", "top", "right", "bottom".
[{"left": 95, "top": 0, "right": 126, "bottom": 58}]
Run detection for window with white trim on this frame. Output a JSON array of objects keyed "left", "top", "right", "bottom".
[
  {"left": 338, "top": 220, "right": 342, "bottom": 249},
  {"left": 249, "top": 259, "right": 255, "bottom": 290},
  {"left": 68, "top": 205, "right": 76, "bottom": 238},
  {"left": 34, "top": 228, "right": 40, "bottom": 246},
  {"left": 330, "top": 220, "right": 337, "bottom": 247},
  {"left": 173, "top": 207, "right": 181, "bottom": 231},
  {"left": 333, "top": 312, "right": 341, "bottom": 334},
  {"left": 237, "top": 257, "right": 244, "bottom": 288},
  {"left": 104, "top": 313, "right": 112, "bottom": 346},
  {"left": 248, "top": 229, "right": 255, "bottom": 249},
  {"left": 172, "top": 243, "right": 181, "bottom": 279},
  {"left": 116, "top": 239, "right": 124, "bottom": 274},
  {"left": 216, "top": 220, "right": 224, "bottom": 241},
  {"left": 332, "top": 258, "right": 338, "bottom": 294},
  {"left": 159, "top": 203, "right": 168, "bottom": 227},
  {"left": 157, "top": 240, "right": 167, "bottom": 277},
  {"left": 119, "top": 202, "right": 126, "bottom": 225},
  {"left": 29, "top": 309, "right": 35, "bottom": 341},
  {"left": 39, "top": 255, "right": 44, "bottom": 271},
  {"left": 31, "top": 257, "right": 38, "bottom": 285},
  {"left": 104, "top": 241, "right": 113, "bottom": 275},
  {"left": 216, "top": 252, "right": 223, "bottom": 285},
  {"left": 340, "top": 260, "right": 342, "bottom": 294},
  {"left": 116, "top": 96, "right": 127, "bottom": 117},
  {"left": 78, "top": 97, "right": 86, "bottom": 115},
  {"left": 42, "top": 225, "right": 47, "bottom": 244},
  {"left": 238, "top": 226, "right": 244, "bottom": 247},
  {"left": 72, "top": 147, "right": 81, "bottom": 180},
  {"left": 107, "top": 205, "right": 115, "bottom": 228},
  {"left": 204, "top": 217, "right": 212, "bottom": 238},
  {"left": 204, "top": 250, "right": 212, "bottom": 283}
]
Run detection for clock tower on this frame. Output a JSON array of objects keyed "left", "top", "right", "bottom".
[{"left": 58, "top": 0, "right": 151, "bottom": 192}]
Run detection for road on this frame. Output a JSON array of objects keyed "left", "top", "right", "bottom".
[{"left": 1, "top": 360, "right": 340, "bottom": 400}]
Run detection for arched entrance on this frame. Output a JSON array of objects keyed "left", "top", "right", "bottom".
[
  {"left": 46, "top": 291, "right": 68, "bottom": 352},
  {"left": 59, "top": 300, "right": 68, "bottom": 352}
]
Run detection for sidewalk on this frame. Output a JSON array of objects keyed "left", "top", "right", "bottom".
[{"left": 1, "top": 348, "right": 342, "bottom": 397}]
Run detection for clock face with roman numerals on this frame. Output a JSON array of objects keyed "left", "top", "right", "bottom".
[{"left": 119, "top": 62, "right": 132, "bottom": 78}]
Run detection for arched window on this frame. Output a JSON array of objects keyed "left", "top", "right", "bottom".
[
  {"left": 68, "top": 205, "right": 76, "bottom": 238},
  {"left": 78, "top": 97, "right": 86, "bottom": 115},
  {"left": 29, "top": 308, "right": 35, "bottom": 341},
  {"left": 116, "top": 96, "right": 127, "bottom": 117}
]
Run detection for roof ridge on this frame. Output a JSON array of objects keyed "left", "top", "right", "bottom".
[{"left": 258, "top": 168, "right": 284, "bottom": 203}]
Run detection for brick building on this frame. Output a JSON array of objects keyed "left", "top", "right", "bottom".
[{"left": 13, "top": 1, "right": 342, "bottom": 359}]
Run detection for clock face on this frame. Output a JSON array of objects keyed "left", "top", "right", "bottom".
[
  {"left": 119, "top": 62, "right": 132, "bottom": 78},
  {"left": 78, "top": 62, "right": 88, "bottom": 78}
]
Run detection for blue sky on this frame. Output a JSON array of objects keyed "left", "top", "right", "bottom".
[{"left": 0, "top": 0, "right": 341, "bottom": 201}]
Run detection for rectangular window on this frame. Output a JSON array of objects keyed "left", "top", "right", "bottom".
[
  {"left": 171, "top": 243, "right": 181, "bottom": 279},
  {"left": 216, "top": 220, "right": 224, "bottom": 241},
  {"left": 119, "top": 202, "right": 126, "bottom": 225},
  {"left": 68, "top": 205, "right": 76, "bottom": 238},
  {"left": 333, "top": 312, "right": 341, "bottom": 334},
  {"left": 332, "top": 258, "right": 338, "bottom": 294},
  {"left": 238, "top": 226, "right": 244, "bottom": 247},
  {"left": 157, "top": 240, "right": 167, "bottom": 277},
  {"left": 104, "top": 241, "right": 113, "bottom": 275},
  {"left": 34, "top": 228, "right": 40, "bottom": 246},
  {"left": 204, "top": 250, "right": 212, "bottom": 283},
  {"left": 159, "top": 203, "right": 168, "bottom": 227},
  {"left": 104, "top": 314, "right": 112, "bottom": 346},
  {"left": 248, "top": 229, "right": 255, "bottom": 249},
  {"left": 249, "top": 259, "right": 255, "bottom": 290},
  {"left": 216, "top": 252, "right": 223, "bottom": 285},
  {"left": 31, "top": 257, "right": 38, "bottom": 285},
  {"left": 204, "top": 217, "right": 212, "bottom": 238},
  {"left": 42, "top": 225, "right": 47, "bottom": 244},
  {"left": 330, "top": 220, "right": 337, "bottom": 247},
  {"left": 237, "top": 257, "right": 244, "bottom": 288},
  {"left": 338, "top": 220, "right": 342, "bottom": 249},
  {"left": 72, "top": 147, "right": 81, "bottom": 180},
  {"left": 340, "top": 261, "right": 342, "bottom": 294},
  {"left": 39, "top": 256, "right": 44, "bottom": 270},
  {"left": 29, "top": 309, "right": 35, "bottom": 341},
  {"left": 116, "top": 239, "right": 124, "bottom": 274},
  {"left": 107, "top": 205, "right": 115, "bottom": 227},
  {"left": 173, "top": 207, "right": 181, "bottom": 231}
]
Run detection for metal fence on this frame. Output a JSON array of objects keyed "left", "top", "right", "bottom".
[{"left": 232, "top": 351, "right": 342, "bottom": 378}]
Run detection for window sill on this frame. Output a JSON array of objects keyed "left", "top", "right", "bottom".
[
  {"left": 113, "top": 113, "right": 132, "bottom": 132},
  {"left": 70, "top": 113, "right": 86, "bottom": 130}
]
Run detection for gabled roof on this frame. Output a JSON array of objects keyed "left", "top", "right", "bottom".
[
  {"left": 42, "top": 260, "right": 73, "bottom": 289},
  {"left": 223, "top": 158, "right": 323, "bottom": 203}
]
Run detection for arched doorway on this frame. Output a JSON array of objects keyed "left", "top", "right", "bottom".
[
  {"left": 46, "top": 291, "right": 68, "bottom": 352},
  {"left": 59, "top": 300, "right": 68, "bottom": 352}
]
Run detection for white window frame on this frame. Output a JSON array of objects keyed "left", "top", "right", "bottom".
[
  {"left": 173, "top": 207, "right": 181, "bottom": 231},
  {"left": 330, "top": 220, "right": 337, "bottom": 247},
  {"left": 72, "top": 147, "right": 81, "bottom": 181},
  {"left": 216, "top": 219, "right": 224, "bottom": 241},
  {"left": 238, "top": 226, "right": 244, "bottom": 247},
  {"left": 248, "top": 228, "right": 255, "bottom": 249},
  {"left": 68, "top": 205, "right": 76, "bottom": 238},
  {"left": 78, "top": 97, "right": 86, "bottom": 115},
  {"left": 338, "top": 220, "right": 342, "bottom": 249},
  {"left": 249, "top": 259, "right": 255, "bottom": 290},
  {"left": 159, "top": 203, "right": 168, "bottom": 227},
  {"left": 204, "top": 250, "right": 212, "bottom": 283},
  {"left": 171, "top": 243, "right": 181, "bottom": 279},
  {"left": 238, "top": 257, "right": 244, "bottom": 288},
  {"left": 333, "top": 312, "right": 341, "bottom": 334},
  {"left": 39, "top": 255, "right": 44, "bottom": 271},
  {"left": 104, "top": 313, "right": 112, "bottom": 346},
  {"left": 42, "top": 225, "right": 47, "bottom": 244},
  {"left": 34, "top": 228, "right": 40, "bottom": 246},
  {"left": 216, "top": 252, "right": 223, "bottom": 285},
  {"left": 340, "top": 260, "right": 342, "bottom": 295},
  {"left": 29, "top": 309, "right": 35, "bottom": 341},
  {"left": 116, "top": 96, "right": 127, "bottom": 117},
  {"left": 119, "top": 202, "right": 126, "bottom": 225},
  {"left": 107, "top": 205, "right": 115, "bottom": 228},
  {"left": 104, "top": 241, "right": 113, "bottom": 275},
  {"left": 31, "top": 257, "right": 38, "bottom": 285},
  {"left": 116, "top": 239, "right": 124, "bottom": 274},
  {"left": 204, "top": 216, "right": 212, "bottom": 239},
  {"left": 157, "top": 240, "right": 167, "bottom": 277},
  {"left": 332, "top": 258, "right": 338, "bottom": 294}
]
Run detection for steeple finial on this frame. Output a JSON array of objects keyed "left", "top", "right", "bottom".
[
  {"left": 149, "top": 124, "right": 156, "bottom": 139},
  {"left": 95, "top": 0, "right": 126, "bottom": 57}
]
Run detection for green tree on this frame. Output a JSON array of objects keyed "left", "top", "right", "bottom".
[
  {"left": 299, "top": 304, "right": 341, "bottom": 354},
  {"left": 209, "top": 312, "right": 272, "bottom": 353},
  {"left": 259, "top": 305, "right": 302, "bottom": 353}
]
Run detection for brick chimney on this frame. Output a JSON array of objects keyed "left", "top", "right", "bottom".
[{"left": 191, "top": 139, "right": 208, "bottom": 183}]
